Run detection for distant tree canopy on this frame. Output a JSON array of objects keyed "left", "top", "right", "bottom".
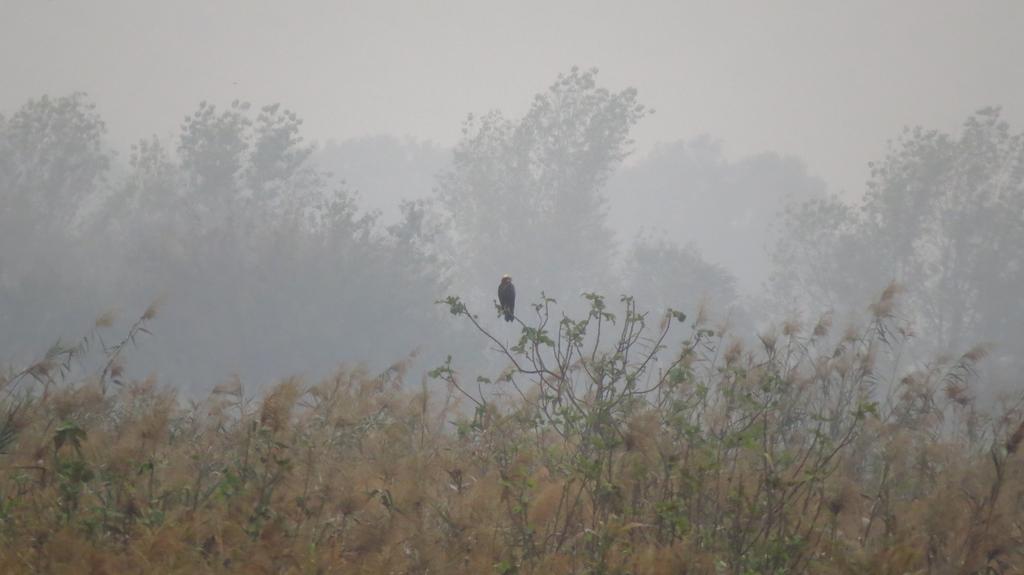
[
  {"left": 0, "top": 94, "right": 450, "bottom": 386},
  {"left": 773, "top": 108, "right": 1024, "bottom": 364},
  {"left": 607, "top": 136, "right": 826, "bottom": 293},
  {"left": 112, "top": 100, "right": 450, "bottom": 383},
  {"left": 3, "top": 78, "right": 1023, "bottom": 392},
  {"left": 0, "top": 93, "right": 109, "bottom": 229},
  {"left": 0, "top": 94, "right": 112, "bottom": 357},
  {"left": 436, "top": 67, "right": 648, "bottom": 303}
]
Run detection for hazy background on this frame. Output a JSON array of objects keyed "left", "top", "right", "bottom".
[{"left": 2, "top": 0, "right": 1023, "bottom": 394}]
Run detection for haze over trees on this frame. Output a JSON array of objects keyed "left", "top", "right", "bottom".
[
  {"left": 772, "top": 108, "right": 1024, "bottom": 378},
  {"left": 1, "top": 96, "right": 449, "bottom": 387},
  {"left": 436, "top": 67, "right": 648, "bottom": 304},
  {"left": 314, "top": 135, "right": 449, "bottom": 224},
  {"left": 3, "top": 70, "right": 1023, "bottom": 394},
  {"left": 0, "top": 94, "right": 112, "bottom": 359},
  {"left": 607, "top": 136, "right": 827, "bottom": 294}
]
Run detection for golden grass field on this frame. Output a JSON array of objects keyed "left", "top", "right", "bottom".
[{"left": 0, "top": 292, "right": 1021, "bottom": 574}]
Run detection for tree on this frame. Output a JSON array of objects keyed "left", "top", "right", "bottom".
[
  {"left": 0, "top": 93, "right": 109, "bottom": 230},
  {"left": 101, "top": 100, "right": 453, "bottom": 386},
  {"left": 245, "top": 103, "right": 313, "bottom": 201},
  {"left": 769, "top": 193, "right": 869, "bottom": 315},
  {"left": 772, "top": 108, "right": 1024, "bottom": 371},
  {"left": 860, "top": 109, "right": 1024, "bottom": 352},
  {"left": 437, "top": 67, "right": 648, "bottom": 304},
  {"left": 0, "top": 94, "right": 111, "bottom": 361},
  {"left": 178, "top": 100, "right": 250, "bottom": 199}
]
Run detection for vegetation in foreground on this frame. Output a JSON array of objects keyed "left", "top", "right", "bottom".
[{"left": 0, "top": 289, "right": 1022, "bottom": 574}]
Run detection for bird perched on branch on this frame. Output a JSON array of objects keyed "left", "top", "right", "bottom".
[{"left": 498, "top": 274, "right": 515, "bottom": 322}]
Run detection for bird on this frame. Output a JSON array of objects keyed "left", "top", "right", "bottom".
[{"left": 498, "top": 274, "right": 515, "bottom": 322}]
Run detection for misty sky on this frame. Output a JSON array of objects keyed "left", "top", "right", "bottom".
[{"left": 3, "top": 0, "right": 1023, "bottom": 196}]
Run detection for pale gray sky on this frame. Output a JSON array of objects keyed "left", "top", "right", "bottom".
[{"left": 3, "top": 0, "right": 1022, "bottom": 195}]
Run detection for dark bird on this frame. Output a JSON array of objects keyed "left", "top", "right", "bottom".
[{"left": 498, "top": 274, "right": 515, "bottom": 322}]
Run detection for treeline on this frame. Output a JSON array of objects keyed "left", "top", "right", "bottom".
[
  {"left": 0, "top": 96, "right": 447, "bottom": 386},
  {"left": 2, "top": 68, "right": 1023, "bottom": 390}
]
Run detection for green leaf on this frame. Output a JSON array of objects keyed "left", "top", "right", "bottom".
[{"left": 54, "top": 421, "right": 87, "bottom": 455}]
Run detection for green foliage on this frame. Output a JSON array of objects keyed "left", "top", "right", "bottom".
[
  {"left": 439, "top": 296, "right": 469, "bottom": 317},
  {"left": 53, "top": 421, "right": 86, "bottom": 456}
]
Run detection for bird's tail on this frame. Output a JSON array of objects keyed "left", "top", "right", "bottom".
[{"left": 503, "top": 309, "right": 513, "bottom": 322}]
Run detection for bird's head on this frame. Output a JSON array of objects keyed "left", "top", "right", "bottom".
[{"left": 501, "top": 274, "right": 512, "bottom": 285}]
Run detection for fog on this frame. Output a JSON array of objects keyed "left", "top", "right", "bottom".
[{"left": 3, "top": 0, "right": 1024, "bottom": 394}]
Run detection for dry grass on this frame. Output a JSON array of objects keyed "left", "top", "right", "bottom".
[{"left": 0, "top": 295, "right": 1022, "bottom": 575}]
